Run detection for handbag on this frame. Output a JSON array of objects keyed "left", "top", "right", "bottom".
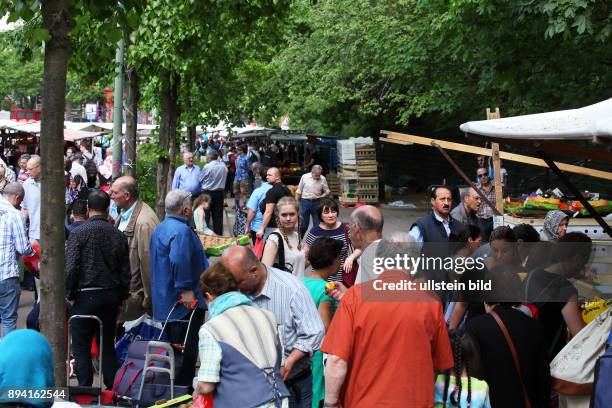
[
  {"left": 490, "top": 309, "right": 532, "bottom": 408},
  {"left": 342, "top": 223, "right": 359, "bottom": 287}
]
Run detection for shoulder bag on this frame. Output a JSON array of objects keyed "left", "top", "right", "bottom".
[
  {"left": 490, "top": 309, "right": 532, "bottom": 408},
  {"left": 269, "top": 231, "right": 292, "bottom": 273}
]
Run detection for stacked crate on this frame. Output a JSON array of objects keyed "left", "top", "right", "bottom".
[
  {"left": 355, "top": 144, "right": 379, "bottom": 204},
  {"left": 327, "top": 172, "right": 341, "bottom": 198},
  {"left": 337, "top": 138, "right": 378, "bottom": 206}
]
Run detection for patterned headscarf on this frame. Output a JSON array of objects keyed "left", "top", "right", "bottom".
[{"left": 543, "top": 210, "right": 569, "bottom": 241}]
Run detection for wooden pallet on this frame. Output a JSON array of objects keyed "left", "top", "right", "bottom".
[{"left": 355, "top": 159, "right": 377, "bottom": 167}]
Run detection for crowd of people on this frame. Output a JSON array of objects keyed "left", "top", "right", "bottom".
[{"left": 0, "top": 134, "right": 599, "bottom": 408}]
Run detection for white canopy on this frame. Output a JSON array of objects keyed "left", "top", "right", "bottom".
[{"left": 459, "top": 99, "right": 612, "bottom": 141}]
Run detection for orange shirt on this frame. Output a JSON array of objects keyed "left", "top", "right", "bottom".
[{"left": 321, "top": 270, "right": 454, "bottom": 408}]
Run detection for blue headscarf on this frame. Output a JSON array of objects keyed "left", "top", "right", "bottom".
[
  {"left": 0, "top": 329, "right": 55, "bottom": 408},
  {"left": 208, "top": 291, "right": 253, "bottom": 320}
]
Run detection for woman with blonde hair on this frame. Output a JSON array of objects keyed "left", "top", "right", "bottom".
[{"left": 262, "top": 196, "right": 306, "bottom": 277}]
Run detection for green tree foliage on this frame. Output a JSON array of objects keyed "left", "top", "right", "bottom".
[
  {"left": 0, "top": 25, "right": 44, "bottom": 109},
  {"left": 244, "top": 0, "right": 612, "bottom": 136}
]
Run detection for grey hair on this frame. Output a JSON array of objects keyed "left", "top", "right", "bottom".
[
  {"left": 28, "top": 155, "right": 41, "bottom": 166},
  {"left": 311, "top": 165, "right": 323, "bottom": 174},
  {"left": 2, "top": 182, "right": 25, "bottom": 198},
  {"left": 351, "top": 206, "right": 384, "bottom": 234},
  {"left": 375, "top": 232, "right": 419, "bottom": 259},
  {"left": 165, "top": 190, "right": 191, "bottom": 214},
  {"left": 116, "top": 178, "right": 140, "bottom": 200}
]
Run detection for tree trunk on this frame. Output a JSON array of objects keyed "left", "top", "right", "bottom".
[
  {"left": 40, "top": 0, "right": 73, "bottom": 387},
  {"left": 125, "top": 67, "right": 138, "bottom": 178},
  {"left": 187, "top": 125, "right": 196, "bottom": 153},
  {"left": 156, "top": 71, "right": 179, "bottom": 219}
]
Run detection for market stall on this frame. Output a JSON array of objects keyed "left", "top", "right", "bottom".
[{"left": 459, "top": 99, "right": 612, "bottom": 297}]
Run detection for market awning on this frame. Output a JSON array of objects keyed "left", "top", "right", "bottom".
[
  {"left": 234, "top": 126, "right": 276, "bottom": 138},
  {"left": 459, "top": 99, "right": 612, "bottom": 141},
  {"left": 460, "top": 100, "right": 612, "bottom": 164}
]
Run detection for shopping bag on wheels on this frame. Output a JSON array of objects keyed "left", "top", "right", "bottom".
[{"left": 115, "top": 314, "right": 168, "bottom": 364}]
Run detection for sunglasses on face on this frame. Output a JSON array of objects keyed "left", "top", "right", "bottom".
[{"left": 477, "top": 173, "right": 487, "bottom": 178}]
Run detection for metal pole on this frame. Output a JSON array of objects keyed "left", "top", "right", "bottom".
[
  {"left": 112, "top": 35, "right": 125, "bottom": 179},
  {"left": 537, "top": 151, "right": 612, "bottom": 238}
]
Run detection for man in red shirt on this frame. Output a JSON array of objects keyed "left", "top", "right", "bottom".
[{"left": 321, "top": 235, "right": 454, "bottom": 408}]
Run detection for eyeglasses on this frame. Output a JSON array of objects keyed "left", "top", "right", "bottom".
[{"left": 477, "top": 173, "right": 488, "bottom": 178}]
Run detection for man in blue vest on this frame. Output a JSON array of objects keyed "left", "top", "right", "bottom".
[{"left": 409, "top": 186, "right": 466, "bottom": 297}]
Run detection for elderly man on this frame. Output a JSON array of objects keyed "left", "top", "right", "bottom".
[
  {"left": 0, "top": 183, "right": 34, "bottom": 338},
  {"left": 22, "top": 156, "right": 41, "bottom": 292},
  {"left": 349, "top": 205, "right": 384, "bottom": 286},
  {"left": 65, "top": 190, "right": 130, "bottom": 388},
  {"left": 220, "top": 246, "right": 324, "bottom": 408},
  {"left": 295, "top": 164, "right": 330, "bottom": 237},
  {"left": 16, "top": 154, "right": 30, "bottom": 182},
  {"left": 172, "top": 151, "right": 201, "bottom": 195},
  {"left": 150, "top": 189, "right": 209, "bottom": 385},
  {"left": 199, "top": 150, "right": 227, "bottom": 235},
  {"left": 322, "top": 235, "right": 453, "bottom": 408},
  {"left": 110, "top": 176, "right": 159, "bottom": 320},
  {"left": 450, "top": 187, "right": 481, "bottom": 227}
]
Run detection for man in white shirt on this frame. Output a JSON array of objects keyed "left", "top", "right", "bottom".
[{"left": 295, "top": 165, "right": 330, "bottom": 237}]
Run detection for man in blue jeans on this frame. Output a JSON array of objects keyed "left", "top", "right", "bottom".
[
  {"left": 295, "top": 165, "right": 330, "bottom": 237},
  {"left": 0, "top": 182, "right": 34, "bottom": 338}
]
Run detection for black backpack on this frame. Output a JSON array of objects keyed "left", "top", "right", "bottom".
[{"left": 85, "top": 153, "right": 97, "bottom": 177}]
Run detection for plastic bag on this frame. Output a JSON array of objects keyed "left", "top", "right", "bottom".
[
  {"left": 253, "top": 237, "right": 264, "bottom": 259},
  {"left": 114, "top": 314, "right": 168, "bottom": 364}
]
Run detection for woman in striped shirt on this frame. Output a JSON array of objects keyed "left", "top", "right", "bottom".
[{"left": 304, "top": 198, "right": 360, "bottom": 282}]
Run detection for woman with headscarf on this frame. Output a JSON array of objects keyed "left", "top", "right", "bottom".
[
  {"left": 541, "top": 210, "right": 569, "bottom": 242},
  {"left": 196, "top": 263, "right": 290, "bottom": 407},
  {"left": 0, "top": 329, "right": 55, "bottom": 408}
]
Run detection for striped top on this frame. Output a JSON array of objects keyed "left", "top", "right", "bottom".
[
  {"left": 251, "top": 266, "right": 325, "bottom": 376},
  {"left": 305, "top": 223, "right": 351, "bottom": 282},
  {"left": 204, "top": 305, "right": 280, "bottom": 370}
]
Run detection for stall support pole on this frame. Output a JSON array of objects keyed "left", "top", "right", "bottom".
[
  {"left": 537, "top": 151, "right": 612, "bottom": 238},
  {"left": 432, "top": 142, "right": 501, "bottom": 216},
  {"left": 486, "top": 108, "right": 504, "bottom": 214}
]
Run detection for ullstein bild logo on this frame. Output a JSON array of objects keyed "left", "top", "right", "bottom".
[{"left": 372, "top": 254, "right": 486, "bottom": 276}]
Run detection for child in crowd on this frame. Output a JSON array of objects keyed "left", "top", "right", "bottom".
[
  {"left": 434, "top": 330, "right": 491, "bottom": 408},
  {"left": 193, "top": 194, "right": 214, "bottom": 235}
]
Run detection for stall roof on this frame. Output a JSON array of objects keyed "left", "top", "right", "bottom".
[{"left": 459, "top": 99, "right": 612, "bottom": 141}]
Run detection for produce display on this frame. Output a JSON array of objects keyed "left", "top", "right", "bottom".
[
  {"left": 198, "top": 233, "right": 250, "bottom": 256},
  {"left": 503, "top": 195, "right": 611, "bottom": 218}
]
